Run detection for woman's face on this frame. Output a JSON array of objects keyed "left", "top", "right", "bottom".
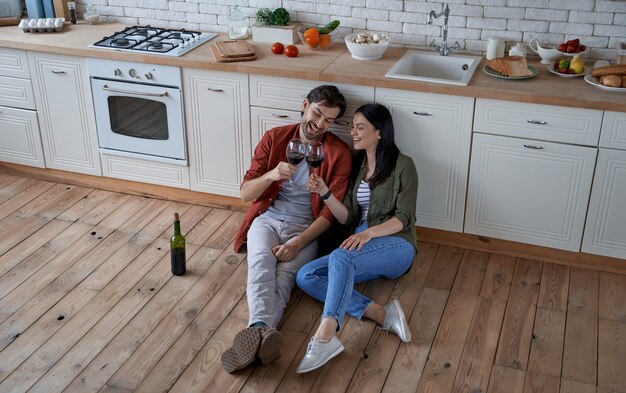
[{"left": 351, "top": 112, "right": 381, "bottom": 152}]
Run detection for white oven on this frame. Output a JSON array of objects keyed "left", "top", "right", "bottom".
[{"left": 87, "top": 58, "right": 187, "bottom": 165}]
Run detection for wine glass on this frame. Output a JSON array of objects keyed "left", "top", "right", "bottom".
[
  {"left": 283, "top": 138, "right": 305, "bottom": 190},
  {"left": 306, "top": 142, "right": 324, "bottom": 172}
]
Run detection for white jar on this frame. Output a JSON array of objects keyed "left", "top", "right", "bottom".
[
  {"left": 487, "top": 37, "right": 505, "bottom": 60},
  {"left": 509, "top": 43, "right": 527, "bottom": 57}
]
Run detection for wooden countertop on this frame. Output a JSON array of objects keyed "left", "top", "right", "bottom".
[{"left": 2, "top": 22, "right": 625, "bottom": 112}]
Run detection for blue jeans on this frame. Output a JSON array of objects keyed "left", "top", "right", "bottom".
[{"left": 296, "top": 222, "right": 415, "bottom": 329}]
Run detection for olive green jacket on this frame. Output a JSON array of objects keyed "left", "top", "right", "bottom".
[{"left": 343, "top": 153, "right": 418, "bottom": 251}]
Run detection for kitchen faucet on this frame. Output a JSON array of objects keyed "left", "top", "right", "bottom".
[{"left": 427, "top": 3, "right": 460, "bottom": 56}]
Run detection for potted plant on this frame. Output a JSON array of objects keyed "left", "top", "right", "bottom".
[{"left": 251, "top": 7, "right": 300, "bottom": 44}]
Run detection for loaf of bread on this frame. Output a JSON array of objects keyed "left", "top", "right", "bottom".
[
  {"left": 622, "top": 75, "right": 626, "bottom": 88},
  {"left": 591, "top": 64, "right": 626, "bottom": 77},
  {"left": 600, "top": 74, "right": 622, "bottom": 87},
  {"left": 486, "top": 56, "right": 533, "bottom": 77}
]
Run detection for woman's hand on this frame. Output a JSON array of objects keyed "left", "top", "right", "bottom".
[
  {"left": 340, "top": 229, "right": 373, "bottom": 251},
  {"left": 307, "top": 173, "right": 329, "bottom": 195},
  {"left": 272, "top": 237, "right": 300, "bottom": 261}
]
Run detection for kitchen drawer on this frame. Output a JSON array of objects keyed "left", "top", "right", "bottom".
[
  {"left": 250, "top": 106, "right": 353, "bottom": 153},
  {"left": 249, "top": 74, "right": 374, "bottom": 117},
  {"left": 0, "top": 75, "right": 36, "bottom": 110},
  {"left": 0, "top": 48, "right": 30, "bottom": 78},
  {"left": 101, "top": 153, "right": 190, "bottom": 189},
  {"left": 599, "top": 111, "right": 626, "bottom": 150},
  {"left": 474, "top": 98, "right": 602, "bottom": 146}
]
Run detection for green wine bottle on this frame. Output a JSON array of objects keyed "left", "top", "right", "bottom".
[{"left": 170, "top": 212, "right": 186, "bottom": 276}]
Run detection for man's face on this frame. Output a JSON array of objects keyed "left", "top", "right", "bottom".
[{"left": 299, "top": 100, "right": 341, "bottom": 143}]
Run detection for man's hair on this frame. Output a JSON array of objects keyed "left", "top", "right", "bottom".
[{"left": 305, "top": 85, "right": 347, "bottom": 119}]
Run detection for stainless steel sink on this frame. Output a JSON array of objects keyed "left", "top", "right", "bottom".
[{"left": 385, "top": 50, "right": 483, "bottom": 86}]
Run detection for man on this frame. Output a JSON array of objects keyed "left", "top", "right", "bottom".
[{"left": 221, "top": 85, "right": 352, "bottom": 373}]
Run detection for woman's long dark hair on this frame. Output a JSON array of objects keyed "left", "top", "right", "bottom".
[{"left": 353, "top": 103, "right": 399, "bottom": 189}]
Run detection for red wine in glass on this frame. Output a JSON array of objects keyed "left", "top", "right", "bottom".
[
  {"left": 306, "top": 142, "right": 324, "bottom": 169},
  {"left": 283, "top": 138, "right": 305, "bottom": 190}
]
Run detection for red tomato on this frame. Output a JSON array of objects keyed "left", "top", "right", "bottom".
[
  {"left": 284, "top": 45, "right": 299, "bottom": 57},
  {"left": 271, "top": 42, "right": 284, "bottom": 54}
]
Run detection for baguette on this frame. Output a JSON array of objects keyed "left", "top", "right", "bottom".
[{"left": 591, "top": 64, "right": 626, "bottom": 77}]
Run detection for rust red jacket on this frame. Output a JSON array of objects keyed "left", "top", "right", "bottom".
[{"left": 233, "top": 123, "right": 352, "bottom": 252}]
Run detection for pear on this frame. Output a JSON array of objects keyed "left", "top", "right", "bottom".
[{"left": 570, "top": 55, "right": 585, "bottom": 74}]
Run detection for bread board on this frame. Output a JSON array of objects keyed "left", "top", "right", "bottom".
[
  {"left": 210, "top": 43, "right": 257, "bottom": 63},
  {"left": 214, "top": 40, "right": 255, "bottom": 58}
]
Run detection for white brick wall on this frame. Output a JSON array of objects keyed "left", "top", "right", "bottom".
[{"left": 81, "top": 0, "right": 626, "bottom": 60}]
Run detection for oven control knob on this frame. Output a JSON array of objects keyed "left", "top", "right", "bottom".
[
  {"left": 129, "top": 68, "right": 138, "bottom": 78},
  {"left": 145, "top": 72, "right": 153, "bottom": 80},
  {"left": 114, "top": 68, "right": 122, "bottom": 77}
]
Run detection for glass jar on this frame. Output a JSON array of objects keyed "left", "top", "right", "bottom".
[
  {"left": 228, "top": 5, "right": 249, "bottom": 40},
  {"left": 487, "top": 37, "right": 505, "bottom": 60}
]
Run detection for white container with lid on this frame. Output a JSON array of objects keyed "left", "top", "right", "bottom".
[
  {"left": 487, "top": 37, "right": 505, "bottom": 60},
  {"left": 509, "top": 43, "right": 527, "bottom": 57}
]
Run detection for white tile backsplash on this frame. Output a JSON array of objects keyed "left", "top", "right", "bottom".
[{"left": 80, "top": 0, "right": 626, "bottom": 60}]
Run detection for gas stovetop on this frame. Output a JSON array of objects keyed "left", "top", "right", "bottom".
[{"left": 90, "top": 25, "right": 217, "bottom": 57}]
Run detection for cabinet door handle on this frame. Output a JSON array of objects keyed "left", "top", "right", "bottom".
[
  {"left": 523, "top": 143, "right": 543, "bottom": 149},
  {"left": 334, "top": 120, "right": 350, "bottom": 126},
  {"left": 207, "top": 88, "right": 224, "bottom": 92},
  {"left": 413, "top": 111, "right": 432, "bottom": 116},
  {"left": 527, "top": 119, "right": 547, "bottom": 125},
  {"left": 272, "top": 114, "right": 289, "bottom": 118},
  {"left": 51, "top": 70, "right": 66, "bottom": 74}
]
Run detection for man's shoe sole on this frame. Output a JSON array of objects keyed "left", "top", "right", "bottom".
[
  {"left": 221, "top": 327, "right": 262, "bottom": 373},
  {"left": 258, "top": 328, "right": 283, "bottom": 365}
]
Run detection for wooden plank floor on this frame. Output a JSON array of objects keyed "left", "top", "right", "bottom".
[{"left": 0, "top": 173, "right": 625, "bottom": 393}]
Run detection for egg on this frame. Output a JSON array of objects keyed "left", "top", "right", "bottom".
[
  {"left": 19, "top": 19, "right": 29, "bottom": 29},
  {"left": 54, "top": 19, "right": 64, "bottom": 28},
  {"left": 28, "top": 19, "right": 37, "bottom": 28}
]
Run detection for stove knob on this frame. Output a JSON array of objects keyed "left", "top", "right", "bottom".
[
  {"left": 145, "top": 72, "right": 153, "bottom": 80},
  {"left": 129, "top": 68, "right": 137, "bottom": 78},
  {"left": 114, "top": 68, "right": 122, "bottom": 77}
]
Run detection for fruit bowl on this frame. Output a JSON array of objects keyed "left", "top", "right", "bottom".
[
  {"left": 297, "top": 25, "right": 334, "bottom": 50},
  {"left": 345, "top": 32, "right": 390, "bottom": 60},
  {"left": 555, "top": 39, "right": 589, "bottom": 56},
  {"left": 546, "top": 65, "right": 590, "bottom": 78}
]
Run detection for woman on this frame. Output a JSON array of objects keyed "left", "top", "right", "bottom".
[{"left": 295, "top": 103, "right": 418, "bottom": 374}]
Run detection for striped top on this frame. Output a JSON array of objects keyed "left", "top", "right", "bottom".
[{"left": 356, "top": 180, "right": 370, "bottom": 224}]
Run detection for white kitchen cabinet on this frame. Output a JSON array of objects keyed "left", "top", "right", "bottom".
[
  {"left": 183, "top": 68, "right": 250, "bottom": 197},
  {"left": 465, "top": 133, "right": 596, "bottom": 251},
  {"left": 28, "top": 51, "right": 101, "bottom": 175},
  {"left": 0, "top": 48, "right": 44, "bottom": 168},
  {"left": 249, "top": 74, "right": 374, "bottom": 155},
  {"left": 466, "top": 99, "right": 601, "bottom": 251},
  {"left": 250, "top": 107, "right": 354, "bottom": 151},
  {"left": 582, "top": 111, "right": 626, "bottom": 259},
  {"left": 375, "top": 88, "right": 474, "bottom": 232}
]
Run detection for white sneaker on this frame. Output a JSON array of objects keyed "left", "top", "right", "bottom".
[
  {"left": 382, "top": 298, "right": 412, "bottom": 342},
  {"left": 296, "top": 336, "right": 344, "bottom": 374}
]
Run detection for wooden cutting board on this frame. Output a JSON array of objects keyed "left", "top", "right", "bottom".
[
  {"left": 210, "top": 42, "right": 257, "bottom": 63},
  {"left": 214, "top": 40, "right": 255, "bottom": 58}
]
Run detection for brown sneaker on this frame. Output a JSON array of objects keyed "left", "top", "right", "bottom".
[
  {"left": 221, "top": 327, "right": 262, "bottom": 373},
  {"left": 257, "top": 327, "right": 283, "bottom": 365}
]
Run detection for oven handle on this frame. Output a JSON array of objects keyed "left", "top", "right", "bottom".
[{"left": 101, "top": 84, "right": 169, "bottom": 97}]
